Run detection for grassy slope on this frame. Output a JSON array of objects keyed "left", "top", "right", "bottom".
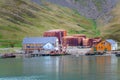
[
  {"left": 99, "top": 1, "right": 120, "bottom": 42},
  {"left": 0, "top": 0, "right": 99, "bottom": 47}
]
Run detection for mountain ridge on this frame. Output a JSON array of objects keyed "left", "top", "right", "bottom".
[
  {"left": 31, "top": 0, "right": 118, "bottom": 19},
  {"left": 99, "top": 0, "right": 120, "bottom": 41}
]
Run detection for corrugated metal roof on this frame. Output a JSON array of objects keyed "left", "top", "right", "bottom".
[
  {"left": 106, "top": 39, "right": 116, "bottom": 44},
  {"left": 22, "top": 37, "right": 58, "bottom": 44},
  {"left": 47, "top": 29, "right": 66, "bottom": 32}
]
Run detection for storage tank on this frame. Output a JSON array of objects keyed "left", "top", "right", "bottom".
[
  {"left": 72, "top": 34, "right": 86, "bottom": 38},
  {"left": 62, "top": 36, "right": 79, "bottom": 46},
  {"left": 83, "top": 38, "right": 93, "bottom": 47},
  {"left": 43, "top": 29, "right": 67, "bottom": 44},
  {"left": 93, "top": 37, "right": 102, "bottom": 43},
  {"left": 88, "top": 38, "right": 93, "bottom": 47},
  {"left": 72, "top": 34, "right": 86, "bottom": 46}
]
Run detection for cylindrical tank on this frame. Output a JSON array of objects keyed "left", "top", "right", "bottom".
[
  {"left": 72, "top": 34, "right": 86, "bottom": 46},
  {"left": 72, "top": 34, "right": 86, "bottom": 38},
  {"left": 88, "top": 38, "right": 93, "bottom": 47},
  {"left": 93, "top": 37, "right": 102, "bottom": 43},
  {"left": 43, "top": 29, "right": 67, "bottom": 44},
  {"left": 83, "top": 38, "right": 93, "bottom": 47},
  {"left": 62, "top": 36, "right": 79, "bottom": 46}
]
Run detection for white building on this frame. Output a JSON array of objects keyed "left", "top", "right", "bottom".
[
  {"left": 22, "top": 37, "right": 59, "bottom": 53},
  {"left": 106, "top": 39, "right": 118, "bottom": 50}
]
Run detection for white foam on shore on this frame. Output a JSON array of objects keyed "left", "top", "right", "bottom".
[{"left": 0, "top": 75, "right": 47, "bottom": 80}]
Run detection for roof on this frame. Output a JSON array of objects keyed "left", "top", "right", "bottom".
[
  {"left": 47, "top": 29, "right": 66, "bottom": 32},
  {"left": 93, "top": 37, "right": 102, "bottom": 43},
  {"left": 106, "top": 39, "right": 116, "bottom": 44},
  {"left": 22, "top": 37, "right": 58, "bottom": 44},
  {"left": 43, "top": 43, "right": 54, "bottom": 50},
  {"left": 94, "top": 40, "right": 107, "bottom": 47}
]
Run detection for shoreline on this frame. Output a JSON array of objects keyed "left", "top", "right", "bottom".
[{"left": 0, "top": 47, "right": 120, "bottom": 58}]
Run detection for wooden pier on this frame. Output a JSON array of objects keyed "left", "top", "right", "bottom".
[
  {"left": 24, "top": 50, "right": 70, "bottom": 57},
  {"left": 31, "top": 53, "right": 50, "bottom": 57}
]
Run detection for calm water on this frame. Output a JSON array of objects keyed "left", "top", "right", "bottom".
[{"left": 0, "top": 55, "right": 120, "bottom": 80}]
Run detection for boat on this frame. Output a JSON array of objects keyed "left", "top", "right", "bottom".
[
  {"left": 116, "top": 53, "right": 120, "bottom": 57},
  {"left": 85, "top": 53, "right": 95, "bottom": 56},
  {"left": 49, "top": 50, "right": 69, "bottom": 56},
  {"left": 1, "top": 53, "right": 16, "bottom": 58}
]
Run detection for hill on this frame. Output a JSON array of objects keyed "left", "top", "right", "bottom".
[
  {"left": 98, "top": 0, "right": 120, "bottom": 42},
  {"left": 32, "top": 0, "right": 118, "bottom": 19},
  {"left": 0, "top": 0, "right": 98, "bottom": 47},
  {"left": 32, "top": 0, "right": 120, "bottom": 43}
]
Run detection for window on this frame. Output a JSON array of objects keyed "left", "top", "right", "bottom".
[
  {"left": 104, "top": 42, "right": 107, "bottom": 46},
  {"left": 31, "top": 46, "right": 34, "bottom": 48},
  {"left": 98, "top": 46, "right": 100, "bottom": 49},
  {"left": 101, "top": 46, "right": 103, "bottom": 49},
  {"left": 27, "top": 46, "right": 30, "bottom": 48}
]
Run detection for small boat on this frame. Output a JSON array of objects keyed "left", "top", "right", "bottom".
[
  {"left": 49, "top": 50, "right": 68, "bottom": 56},
  {"left": 85, "top": 53, "right": 95, "bottom": 56},
  {"left": 95, "top": 52, "right": 104, "bottom": 55},
  {"left": 1, "top": 53, "right": 16, "bottom": 58},
  {"left": 50, "top": 53, "right": 62, "bottom": 56},
  {"left": 116, "top": 53, "right": 120, "bottom": 57}
]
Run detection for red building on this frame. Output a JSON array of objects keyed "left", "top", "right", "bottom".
[
  {"left": 72, "top": 34, "right": 86, "bottom": 46},
  {"left": 62, "top": 36, "right": 79, "bottom": 47},
  {"left": 72, "top": 34, "right": 86, "bottom": 38},
  {"left": 92, "top": 37, "right": 102, "bottom": 46},
  {"left": 43, "top": 29, "right": 67, "bottom": 44},
  {"left": 83, "top": 38, "right": 93, "bottom": 47}
]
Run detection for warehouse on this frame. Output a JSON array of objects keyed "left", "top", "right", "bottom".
[
  {"left": 106, "top": 39, "right": 118, "bottom": 50},
  {"left": 22, "top": 37, "right": 59, "bottom": 53},
  {"left": 92, "top": 40, "right": 111, "bottom": 52},
  {"left": 43, "top": 29, "right": 67, "bottom": 44}
]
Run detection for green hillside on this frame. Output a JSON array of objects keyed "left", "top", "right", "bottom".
[{"left": 0, "top": 0, "right": 99, "bottom": 47}]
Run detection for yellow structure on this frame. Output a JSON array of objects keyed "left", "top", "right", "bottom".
[{"left": 92, "top": 40, "right": 111, "bottom": 52}]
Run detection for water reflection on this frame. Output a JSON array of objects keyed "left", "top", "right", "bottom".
[
  {"left": 0, "top": 55, "right": 120, "bottom": 80},
  {"left": 0, "top": 58, "right": 23, "bottom": 77}
]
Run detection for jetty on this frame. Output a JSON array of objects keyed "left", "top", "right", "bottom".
[{"left": 24, "top": 50, "right": 69, "bottom": 57}]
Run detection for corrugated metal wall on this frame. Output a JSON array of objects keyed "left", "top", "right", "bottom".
[
  {"left": 62, "top": 36, "right": 79, "bottom": 46},
  {"left": 43, "top": 29, "right": 67, "bottom": 44}
]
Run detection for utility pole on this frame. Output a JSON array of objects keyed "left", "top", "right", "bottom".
[
  {"left": 117, "top": 42, "right": 120, "bottom": 50},
  {"left": 59, "top": 31, "right": 63, "bottom": 54}
]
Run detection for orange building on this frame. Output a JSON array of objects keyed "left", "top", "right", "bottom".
[{"left": 92, "top": 40, "right": 111, "bottom": 52}]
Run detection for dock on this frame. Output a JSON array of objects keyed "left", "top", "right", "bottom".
[{"left": 24, "top": 50, "right": 70, "bottom": 57}]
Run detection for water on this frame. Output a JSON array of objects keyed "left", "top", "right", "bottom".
[{"left": 0, "top": 55, "right": 120, "bottom": 80}]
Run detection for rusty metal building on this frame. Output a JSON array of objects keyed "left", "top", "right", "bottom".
[
  {"left": 43, "top": 29, "right": 67, "bottom": 44},
  {"left": 62, "top": 36, "right": 79, "bottom": 47},
  {"left": 72, "top": 34, "right": 86, "bottom": 46},
  {"left": 82, "top": 38, "right": 93, "bottom": 47}
]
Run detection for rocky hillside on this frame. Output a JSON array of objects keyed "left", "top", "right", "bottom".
[
  {"left": 0, "top": 0, "right": 98, "bottom": 40},
  {"left": 33, "top": 0, "right": 120, "bottom": 42},
  {"left": 32, "top": 0, "right": 118, "bottom": 19},
  {"left": 99, "top": 0, "right": 120, "bottom": 41}
]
